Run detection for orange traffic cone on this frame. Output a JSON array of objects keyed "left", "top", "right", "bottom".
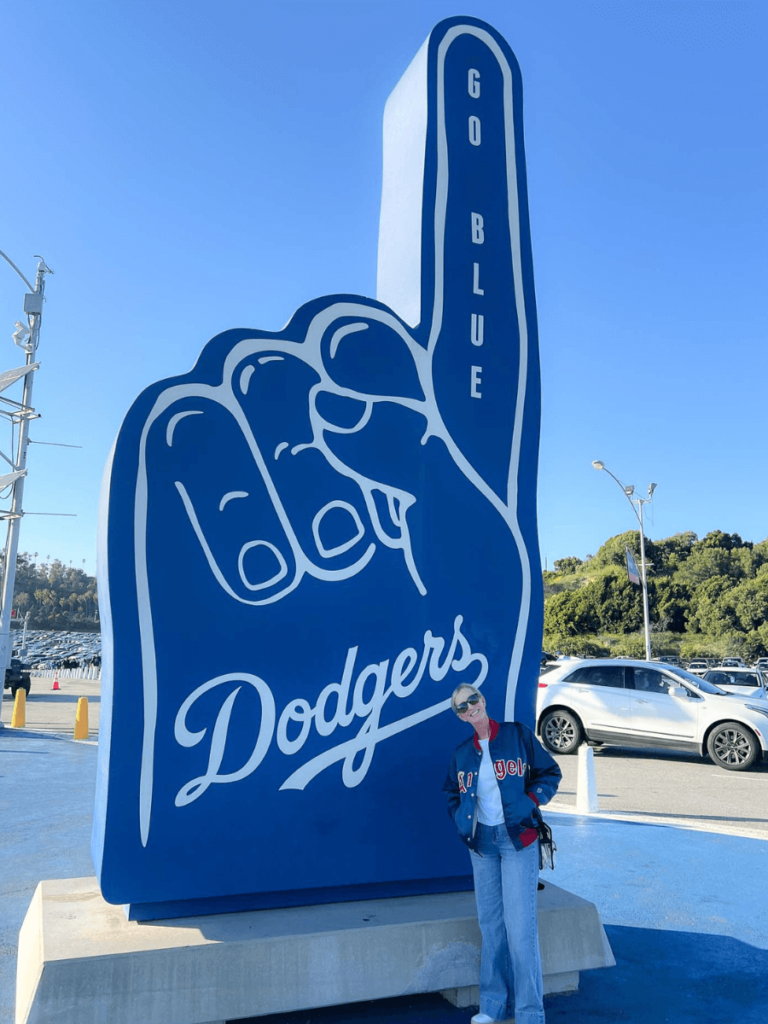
[{"left": 52, "top": 675, "right": 60, "bottom": 691}]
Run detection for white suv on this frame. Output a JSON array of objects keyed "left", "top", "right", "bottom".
[{"left": 536, "top": 659, "right": 768, "bottom": 772}]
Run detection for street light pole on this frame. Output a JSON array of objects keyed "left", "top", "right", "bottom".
[
  {"left": 0, "top": 253, "right": 53, "bottom": 673},
  {"left": 592, "top": 460, "right": 656, "bottom": 661}
]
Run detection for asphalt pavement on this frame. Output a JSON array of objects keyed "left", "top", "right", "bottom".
[
  {"left": 2, "top": 686, "right": 767, "bottom": 1024},
  {"left": 549, "top": 744, "right": 768, "bottom": 839}
]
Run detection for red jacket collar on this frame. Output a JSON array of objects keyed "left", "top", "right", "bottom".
[{"left": 473, "top": 718, "right": 500, "bottom": 752}]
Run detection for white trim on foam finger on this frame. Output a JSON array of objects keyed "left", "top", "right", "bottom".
[{"left": 430, "top": 25, "right": 533, "bottom": 721}]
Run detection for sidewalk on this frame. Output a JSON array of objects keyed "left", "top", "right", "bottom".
[{"left": 1, "top": 727, "right": 766, "bottom": 1024}]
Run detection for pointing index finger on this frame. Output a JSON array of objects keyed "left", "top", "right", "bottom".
[
  {"left": 377, "top": 16, "right": 539, "bottom": 505},
  {"left": 377, "top": 16, "right": 532, "bottom": 341}
]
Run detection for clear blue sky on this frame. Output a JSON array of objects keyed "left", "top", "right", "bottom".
[{"left": 1, "top": 0, "right": 765, "bottom": 577}]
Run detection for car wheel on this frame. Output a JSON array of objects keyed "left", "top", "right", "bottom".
[
  {"left": 541, "top": 710, "right": 582, "bottom": 754},
  {"left": 706, "top": 722, "right": 760, "bottom": 771}
]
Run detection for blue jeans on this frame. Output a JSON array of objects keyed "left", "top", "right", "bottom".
[{"left": 469, "top": 823, "right": 545, "bottom": 1024}]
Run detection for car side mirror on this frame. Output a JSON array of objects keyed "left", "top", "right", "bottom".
[{"left": 667, "top": 685, "right": 685, "bottom": 698}]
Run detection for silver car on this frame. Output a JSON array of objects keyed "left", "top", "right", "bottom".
[
  {"left": 702, "top": 668, "right": 767, "bottom": 700},
  {"left": 686, "top": 660, "right": 709, "bottom": 676}
]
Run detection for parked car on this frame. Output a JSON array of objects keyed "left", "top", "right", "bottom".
[
  {"left": 721, "top": 658, "right": 746, "bottom": 668},
  {"left": 701, "top": 668, "right": 767, "bottom": 700},
  {"left": 686, "top": 660, "right": 709, "bottom": 676},
  {"left": 3, "top": 659, "right": 31, "bottom": 697},
  {"left": 653, "top": 656, "right": 681, "bottom": 667},
  {"left": 536, "top": 658, "right": 768, "bottom": 771},
  {"left": 754, "top": 658, "right": 768, "bottom": 672}
]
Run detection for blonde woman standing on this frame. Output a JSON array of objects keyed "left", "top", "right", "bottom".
[{"left": 444, "top": 684, "right": 561, "bottom": 1024}]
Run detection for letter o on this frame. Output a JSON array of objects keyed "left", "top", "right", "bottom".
[
  {"left": 468, "top": 115, "right": 481, "bottom": 147},
  {"left": 277, "top": 699, "right": 313, "bottom": 755}
]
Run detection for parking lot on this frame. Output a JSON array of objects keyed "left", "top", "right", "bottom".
[
  {"left": 0, "top": 674, "right": 101, "bottom": 735},
  {"left": 549, "top": 744, "right": 768, "bottom": 838}
]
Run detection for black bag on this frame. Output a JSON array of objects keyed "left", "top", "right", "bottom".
[{"left": 515, "top": 723, "right": 557, "bottom": 872}]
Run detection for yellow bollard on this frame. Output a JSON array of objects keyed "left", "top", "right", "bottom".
[
  {"left": 11, "top": 688, "right": 26, "bottom": 728},
  {"left": 73, "top": 696, "right": 89, "bottom": 740}
]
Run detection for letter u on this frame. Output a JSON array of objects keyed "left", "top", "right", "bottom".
[{"left": 471, "top": 313, "right": 484, "bottom": 347}]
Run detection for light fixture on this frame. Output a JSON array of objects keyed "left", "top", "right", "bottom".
[{"left": 591, "top": 460, "right": 604, "bottom": 471}]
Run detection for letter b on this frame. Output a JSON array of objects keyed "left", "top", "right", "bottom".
[{"left": 471, "top": 212, "right": 484, "bottom": 245}]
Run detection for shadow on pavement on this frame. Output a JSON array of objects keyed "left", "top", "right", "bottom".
[{"left": 24, "top": 694, "right": 101, "bottom": 703}]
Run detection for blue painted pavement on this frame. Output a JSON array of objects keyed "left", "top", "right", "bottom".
[{"left": 1, "top": 731, "right": 766, "bottom": 1024}]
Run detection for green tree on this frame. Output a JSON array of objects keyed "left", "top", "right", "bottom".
[
  {"left": 553, "top": 556, "right": 583, "bottom": 575},
  {"left": 644, "top": 532, "right": 697, "bottom": 575},
  {"left": 674, "top": 547, "right": 748, "bottom": 588},
  {"left": 542, "top": 634, "right": 609, "bottom": 658},
  {"left": 590, "top": 531, "right": 640, "bottom": 571},
  {"left": 649, "top": 578, "right": 691, "bottom": 633},
  {"left": 729, "top": 569, "right": 768, "bottom": 633},
  {"left": 697, "top": 530, "right": 749, "bottom": 551},
  {"left": 686, "top": 576, "right": 734, "bottom": 634},
  {"left": 591, "top": 573, "right": 644, "bottom": 633},
  {"left": 544, "top": 590, "right": 600, "bottom": 637}
]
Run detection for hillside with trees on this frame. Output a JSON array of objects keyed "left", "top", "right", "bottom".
[
  {"left": 2, "top": 552, "right": 98, "bottom": 632},
  {"left": 3, "top": 532, "right": 767, "bottom": 650},
  {"left": 543, "top": 530, "right": 768, "bottom": 661}
]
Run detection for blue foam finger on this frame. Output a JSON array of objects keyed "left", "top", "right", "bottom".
[{"left": 95, "top": 16, "right": 543, "bottom": 917}]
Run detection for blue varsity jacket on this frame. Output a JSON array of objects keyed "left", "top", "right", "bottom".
[{"left": 443, "top": 719, "right": 562, "bottom": 851}]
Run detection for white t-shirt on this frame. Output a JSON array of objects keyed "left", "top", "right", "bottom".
[{"left": 476, "top": 738, "right": 505, "bottom": 825}]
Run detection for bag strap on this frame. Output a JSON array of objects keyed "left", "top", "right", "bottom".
[
  {"left": 514, "top": 724, "right": 536, "bottom": 819},
  {"left": 514, "top": 721, "right": 534, "bottom": 787}
]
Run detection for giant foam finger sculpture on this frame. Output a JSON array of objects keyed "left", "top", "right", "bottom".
[{"left": 95, "top": 16, "right": 544, "bottom": 917}]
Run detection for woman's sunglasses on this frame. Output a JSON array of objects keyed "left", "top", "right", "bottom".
[{"left": 454, "top": 695, "right": 481, "bottom": 714}]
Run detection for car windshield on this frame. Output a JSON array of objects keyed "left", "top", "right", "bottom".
[
  {"left": 666, "top": 666, "right": 728, "bottom": 695},
  {"left": 705, "top": 671, "right": 761, "bottom": 687}
]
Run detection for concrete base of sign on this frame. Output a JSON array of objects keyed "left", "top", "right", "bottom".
[{"left": 16, "top": 877, "right": 614, "bottom": 1024}]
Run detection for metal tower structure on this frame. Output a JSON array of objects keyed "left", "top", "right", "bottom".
[{"left": 0, "top": 252, "right": 53, "bottom": 673}]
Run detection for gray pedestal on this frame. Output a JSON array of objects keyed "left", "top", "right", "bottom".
[{"left": 16, "top": 877, "right": 614, "bottom": 1024}]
